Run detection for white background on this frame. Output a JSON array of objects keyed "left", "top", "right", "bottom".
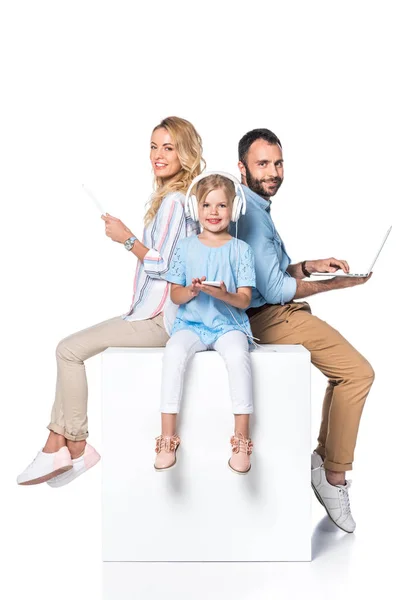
[{"left": 1, "top": 1, "right": 399, "bottom": 599}]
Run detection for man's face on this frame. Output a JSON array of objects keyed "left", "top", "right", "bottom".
[{"left": 239, "top": 140, "right": 284, "bottom": 200}]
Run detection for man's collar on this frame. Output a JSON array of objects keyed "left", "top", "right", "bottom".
[{"left": 242, "top": 185, "right": 271, "bottom": 212}]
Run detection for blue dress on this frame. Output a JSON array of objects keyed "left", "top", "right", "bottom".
[{"left": 164, "top": 236, "right": 256, "bottom": 345}]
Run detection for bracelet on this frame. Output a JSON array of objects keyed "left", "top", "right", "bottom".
[{"left": 301, "top": 261, "right": 312, "bottom": 278}]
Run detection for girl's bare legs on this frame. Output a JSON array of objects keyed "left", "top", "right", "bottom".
[
  {"left": 161, "top": 413, "right": 177, "bottom": 437},
  {"left": 229, "top": 414, "right": 252, "bottom": 474},
  {"left": 43, "top": 431, "right": 86, "bottom": 459},
  {"left": 234, "top": 414, "right": 250, "bottom": 439}
]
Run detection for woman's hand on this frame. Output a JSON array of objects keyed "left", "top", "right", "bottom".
[{"left": 101, "top": 213, "right": 133, "bottom": 244}]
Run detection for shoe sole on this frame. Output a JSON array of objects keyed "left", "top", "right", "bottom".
[
  {"left": 311, "top": 482, "right": 354, "bottom": 534},
  {"left": 18, "top": 465, "right": 73, "bottom": 486},
  {"left": 311, "top": 480, "right": 324, "bottom": 506},
  {"left": 228, "top": 460, "right": 251, "bottom": 475},
  {"left": 154, "top": 460, "right": 177, "bottom": 472}
]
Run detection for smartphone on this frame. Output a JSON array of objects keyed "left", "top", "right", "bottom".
[{"left": 82, "top": 184, "right": 106, "bottom": 215}]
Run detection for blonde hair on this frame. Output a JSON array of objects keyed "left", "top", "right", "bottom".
[
  {"left": 195, "top": 174, "right": 236, "bottom": 207},
  {"left": 144, "top": 116, "right": 205, "bottom": 225}
]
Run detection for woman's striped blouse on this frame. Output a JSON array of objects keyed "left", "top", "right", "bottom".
[{"left": 122, "top": 191, "right": 198, "bottom": 333}]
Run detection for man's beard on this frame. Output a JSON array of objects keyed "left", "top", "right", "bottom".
[{"left": 244, "top": 165, "right": 282, "bottom": 200}]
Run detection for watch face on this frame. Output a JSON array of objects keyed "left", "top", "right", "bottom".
[{"left": 125, "top": 237, "right": 137, "bottom": 250}]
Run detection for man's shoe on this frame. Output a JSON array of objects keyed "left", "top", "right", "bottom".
[
  {"left": 311, "top": 462, "right": 356, "bottom": 533},
  {"left": 47, "top": 444, "right": 100, "bottom": 488},
  {"left": 311, "top": 451, "right": 324, "bottom": 470},
  {"left": 17, "top": 446, "right": 72, "bottom": 485},
  {"left": 311, "top": 451, "right": 324, "bottom": 505}
]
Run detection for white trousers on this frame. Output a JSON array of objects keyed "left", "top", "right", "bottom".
[{"left": 160, "top": 329, "right": 253, "bottom": 414}]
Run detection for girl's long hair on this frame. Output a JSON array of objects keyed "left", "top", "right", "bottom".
[{"left": 144, "top": 116, "right": 205, "bottom": 226}]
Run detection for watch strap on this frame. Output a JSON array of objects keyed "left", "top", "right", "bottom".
[{"left": 301, "top": 261, "right": 312, "bottom": 278}]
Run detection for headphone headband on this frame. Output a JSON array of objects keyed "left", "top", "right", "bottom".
[{"left": 185, "top": 171, "right": 246, "bottom": 219}]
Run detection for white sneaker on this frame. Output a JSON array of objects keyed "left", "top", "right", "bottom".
[
  {"left": 47, "top": 444, "right": 100, "bottom": 488},
  {"left": 17, "top": 446, "right": 72, "bottom": 485},
  {"left": 311, "top": 452, "right": 324, "bottom": 506},
  {"left": 311, "top": 461, "right": 356, "bottom": 533},
  {"left": 311, "top": 451, "right": 324, "bottom": 470}
]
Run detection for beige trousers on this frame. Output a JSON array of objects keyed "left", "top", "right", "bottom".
[
  {"left": 48, "top": 314, "right": 169, "bottom": 441},
  {"left": 249, "top": 302, "right": 375, "bottom": 472}
]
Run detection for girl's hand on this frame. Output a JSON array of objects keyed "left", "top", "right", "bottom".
[
  {"left": 195, "top": 279, "right": 228, "bottom": 300},
  {"left": 101, "top": 213, "right": 133, "bottom": 243},
  {"left": 187, "top": 277, "right": 204, "bottom": 299}
]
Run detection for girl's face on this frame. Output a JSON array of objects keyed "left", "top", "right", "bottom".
[
  {"left": 198, "top": 188, "right": 233, "bottom": 234},
  {"left": 150, "top": 128, "right": 182, "bottom": 180}
]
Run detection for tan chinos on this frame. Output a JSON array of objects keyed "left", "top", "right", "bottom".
[
  {"left": 249, "top": 301, "right": 374, "bottom": 472},
  {"left": 48, "top": 314, "right": 169, "bottom": 441}
]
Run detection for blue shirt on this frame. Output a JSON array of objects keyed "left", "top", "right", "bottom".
[
  {"left": 165, "top": 236, "right": 256, "bottom": 345},
  {"left": 232, "top": 186, "right": 296, "bottom": 307}
]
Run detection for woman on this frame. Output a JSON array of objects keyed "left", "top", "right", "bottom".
[{"left": 17, "top": 116, "right": 205, "bottom": 487}]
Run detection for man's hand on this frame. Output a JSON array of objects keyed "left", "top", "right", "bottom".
[
  {"left": 294, "top": 271, "right": 373, "bottom": 299},
  {"left": 307, "top": 258, "right": 350, "bottom": 274},
  {"left": 338, "top": 272, "right": 373, "bottom": 288},
  {"left": 101, "top": 213, "right": 133, "bottom": 243}
]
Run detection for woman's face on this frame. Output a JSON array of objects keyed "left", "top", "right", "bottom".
[
  {"left": 198, "top": 188, "right": 233, "bottom": 234},
  {"left": 150, "top": 128, "right": 182, "bottom": 180}
]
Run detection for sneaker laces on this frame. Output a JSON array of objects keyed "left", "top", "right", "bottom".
[
  {"left": 338, "top": 480, "right": 352, "bottom": 515},
  {"left": 24, "top": 452, "right": 42, "bottom": 471}
]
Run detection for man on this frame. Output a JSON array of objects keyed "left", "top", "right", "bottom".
[{"left": 235, "top": 128, "right": 374, "bottom": 533}]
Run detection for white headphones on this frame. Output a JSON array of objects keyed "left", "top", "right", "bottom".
[{"left": 185, "top": 171, "right": 247, "bottom": 223}]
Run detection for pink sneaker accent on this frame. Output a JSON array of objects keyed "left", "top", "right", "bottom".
[
  {"left": 47, "top": 444, "right": 100, "bottom": 488},
  {"left": 53, "top": 446, "right": 72, "bottom": 470},
  {"left": 83, "top": 444, "right": 101, "bottom": 469}
]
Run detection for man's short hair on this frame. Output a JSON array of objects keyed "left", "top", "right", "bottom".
[{"left": 238, "top": 128, "right": 282, "bottom": 164}]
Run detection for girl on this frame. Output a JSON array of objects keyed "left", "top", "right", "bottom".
[
  {"left": 154, "top": 173, "right": 256, "bottom": 475},
  {"left": 17, "top": 116, "right": 205, "bottom": 487}
]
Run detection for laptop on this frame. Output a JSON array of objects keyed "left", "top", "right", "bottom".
[{"left": 312, "top": 226, "right": 392, "bottom": 277}]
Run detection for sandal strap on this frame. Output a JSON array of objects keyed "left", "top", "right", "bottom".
[
  {"left": 230, "top": 433, "right": 253, "bottom": 455},
  {"left": 155, "top": 434, "right": 181, "bottom": 454}
]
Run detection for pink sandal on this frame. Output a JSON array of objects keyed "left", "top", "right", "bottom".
[
  {"left": 154, "top": 434, "right": 181, "bottom": 471},
  {"left": 228, "top": 433, "right": 253, "bottom": 474}
]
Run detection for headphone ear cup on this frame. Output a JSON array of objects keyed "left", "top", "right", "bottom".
[
  {"left": 190, "top": 194, "right": 199, "bottom": 222},
  {"left": 231, "top": 195, "right": 242, "bottom": 222}
]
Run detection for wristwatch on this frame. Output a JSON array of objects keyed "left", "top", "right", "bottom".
[
  {"left": 301, "top": 260, "right": 312, "bottom": 278},
  {"left": 124, "top": 236, "right": 138, "bottom": 251}
]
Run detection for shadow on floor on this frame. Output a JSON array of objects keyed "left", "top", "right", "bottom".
[{"left": 312, "top": 515, "right": 356, "bottom": 560}]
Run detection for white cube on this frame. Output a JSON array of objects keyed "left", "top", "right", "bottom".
[{"left": 102, "top": 345, "right": 311, "bottom": 563}]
